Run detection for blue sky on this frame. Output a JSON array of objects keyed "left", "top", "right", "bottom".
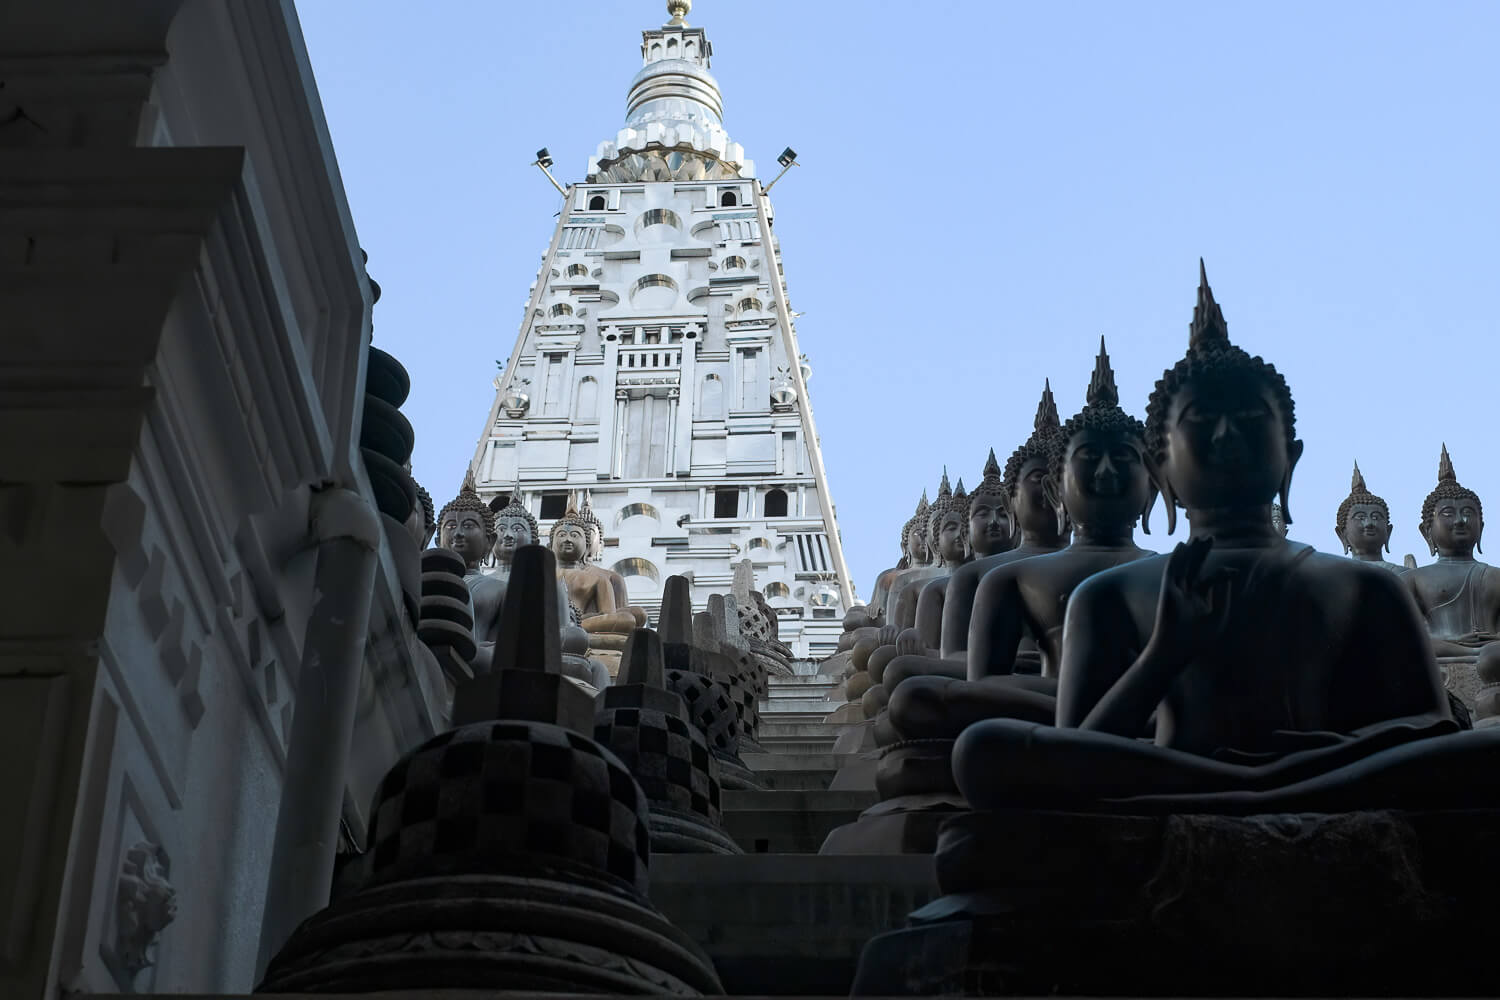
[{"left": 297, "top": 1, "right": 1499, "bottom": 595}]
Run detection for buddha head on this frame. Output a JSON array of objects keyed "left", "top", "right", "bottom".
[
  {"left": 580, "top": 490, "right": 606, "bottom": 562},
  {"left": 1143, "top": 261, "right": 1302, "bottom": 534},
  {"left": 968, "top": 449, "right": 1014, "bottom": 556},
  {"left": 1420, "top": 445, "right": 1483, "bottom": 557},
  {"left": 897, "top": 492, "right": 932, "bottom": 569},
  {"left": 1335, "top": 462, "right": 1392, "bottom": 558},
  {"left": 407, "top": 479, "right": 436, "bottom": 549},
  {"left": 1004, "top": 381, "right": 1066, "bottom": 541},
  {"left": 1046, "top": 338, "right": 1153, "bottom": 537},
  {"left": 927, "top": 473, "right": 970, "bottom": 565},
  {"left": 548, "top": 499, "right": 592, "bottom": 567},
  {"left": 491, "top": 481, "right": 540, "bottom": 566},
  {"left": 437, "top": 472, "right": 495, "bottom": 571}
]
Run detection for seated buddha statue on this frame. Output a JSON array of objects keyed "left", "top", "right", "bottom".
[
  {"left": 865, "top": 492, "right": 932, "bottom": 622},
  {"left": 1403, "top": 447, "right": 1500, "bottom": 721},
  {"left": 952, "top": 262, "right": 1483, "bottom": 815},
  {"left": 1335, "top": 461, "right": 1408, "bottom": 574},
  {"left": 550, "top": 499, "right": 640, "bottom": 673},
  {"left": 864, "top": 479, "right": 973, "bottom": 718},
  {"left": 937, "top": 383, "right": 1069, "bottom": 663},
  {"left": 887, "top": 474, "right": 973, "bottom": 632},
  {"left": 844, "top": 494, "right": 933, "bottom": 707},
  {"left": 890, "top": 339, "right": 1157, "bottom": 739},
  {"left": 877, "top": 386, "right": 1073, "bottom": 700},
  {"left": 911, "top": 450, "right": 1015, "bottom": 653},
  {"left": 579, "top": 491, "right": 648, "bottom": 628},
  {"left": 434, "top": 479, "right": 599, "bottom": 686},
  {"left": 436, "top": 476, "right": 506, "bottom": 674}
]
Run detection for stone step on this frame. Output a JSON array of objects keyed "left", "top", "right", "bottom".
[
  {"left": 722, "top": 788, "right": 879, "bottom": 853},
  {"left": 648, "top": 853, "right": 938, "bottom": 996},
  {"left": 741, "top": 751, "right": 856, "bottom": 789}
]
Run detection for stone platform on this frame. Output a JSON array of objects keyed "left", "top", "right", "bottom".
[
  {"left": 649, "top": 853, "right": 939, "bottom": 996},
  {"left": 722, "top": 788, "right": 878, "bottom": 853},
  {"left": 853, "top": 807, "right": 1500, "bottom": 997}
]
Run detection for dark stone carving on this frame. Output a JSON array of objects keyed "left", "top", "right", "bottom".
[{"left": 259, "top": 546, "right": 722, "bottom": 995}]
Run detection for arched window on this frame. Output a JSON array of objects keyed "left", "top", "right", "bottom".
[
  {"left": 566, "top": 263, "right": 589, "bottom": 278},
  {"left": 549, "top": 302, "right": 574, "bottom": 317},
  {"left": 588, "top": 194, "right": 607, "bottom": 211},
  {"left": 574, "top": 376, "right": 599, "bottom": 421},
  {"left": 699, "top": 374, "right": 724, "bottom": 419},
  {"left": 764, "top": 488, "right": 789, "bottom": 518},
  {"left": 720, "top": 189, "right": 738, "bottom": 207}
]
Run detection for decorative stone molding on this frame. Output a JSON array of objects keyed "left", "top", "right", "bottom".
[{"left": 114, "top": 841, "right": 176, "bottom": 979}]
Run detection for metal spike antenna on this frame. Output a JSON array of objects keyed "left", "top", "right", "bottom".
[
  {"left": 1189, "top": 258, "right": 1231, "bottom": 351},
  {"left": 983, "top": 448, "right": 1001, "bottom": 479},
  {"left": 619, "top": 628, "right": 666, "bottom": 688},
  {"left": 659, "top": 575, "right": 695, "bottom": 644},
  {"left": 1087, "top": 336, "right": 1119, "bottom": 408},
  {"left": 489, "top": 545, "right": 561, "bottom": 674},
  {"left": 1438, "top": 443, "right": 1457, "bottom": 483},
  {"left": 1351, "top": 460, "right": 1368, "bottom": 494},
  {"left": 1035, "top": 379, "right": 1060, "bottom": 434}
]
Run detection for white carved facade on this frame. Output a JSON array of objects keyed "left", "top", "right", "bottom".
[
  {"left": 0, "top": 3, "right": 443, "bottom": 998},
  {"left": 470, "top": 9, "right": 855, "bottom": 658}
]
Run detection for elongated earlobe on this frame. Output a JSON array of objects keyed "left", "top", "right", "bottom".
[
  {"left": 1140, "top": 487, "right": 1160, "bottom": 536},
  {"left": 1335, "top": 528, "right": 1349, "bottom": 555}
]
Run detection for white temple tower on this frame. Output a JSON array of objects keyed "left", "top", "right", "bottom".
[{"left": 468, "top": 1, "right": 854, "bottom": 659}]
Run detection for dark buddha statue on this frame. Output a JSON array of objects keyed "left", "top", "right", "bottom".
[
  {"left": 872, "top": 387, "right": 1072, "bottom": 708},
  {"left": 912, "top": 451, "right": 1015, "bottom": 653},
  {"left": 865, "top": 493, "right": 933, "bottom": 621},
  {"left": 889, "top": 339, "right": 1156, "bottom": 738},
  {"left": 1403, "top": 446, "right": 1500, "bottom": 721},
  {"left": 883, "top": 474, "right": 962, "bottom": 631},
  {"left": 935, "top": 384, "right": 1069, "bottom": 664},
  {"left": 1335, "top": 461, "right": 1407, "bottom": 574},
  {"left": 887, "top": 473, "right": 972, "bottom": 632},
  {"left": 952, "top": 262, "right": 1486, "bottom": 814},
  {"left": 437, "top": 475, "right": 507, "bottom": 675}
]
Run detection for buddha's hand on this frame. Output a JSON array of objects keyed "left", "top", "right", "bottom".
[{"left": 1146, "top": 538, "right": 1235, "bottom": 667}]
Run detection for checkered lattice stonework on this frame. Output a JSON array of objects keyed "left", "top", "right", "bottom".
[
  {"left": 665, "top": 669, "right": 739, "bottom": 753},
  {"left": 595, "top": 707, "right": 721, "bottom": 824},
  {"left": 365, "top": 721, "right": 650, "bottom": 897}
]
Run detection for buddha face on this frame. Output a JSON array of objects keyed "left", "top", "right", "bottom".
[
  {"left": 905, "top": 523, "right": 931, "bottom": 565},
  {"left": 1012, "top": 457, "right": 1055, "bottom": 536},
  {"left": 1341, "top": 502, "right": 1391, "bottom": 558},
  {"left": 1426, "top": 494, "right": 1482, "bottom": 557},
  {"left": 440, "top": 510, "right": 490, "bottom": 570},
  {"left": 1160, "top": 378, "right": 1301, "bottom": 512},
  {"left": 552, "top": 522, "right": 588, "bottom": 564},
  {"left": 933, "top": 511, "right": 967, "bottom": 563},
  {"left": 1059, "top": 428, "right": 1150, "bottom": 534},
  {"left": 493, "top": 515, "right": 534, "bottom": 564},
  {"left": 968, "top": 490, "right": 1013, "bottom": 556}
]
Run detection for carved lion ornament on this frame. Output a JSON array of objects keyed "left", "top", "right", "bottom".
[{"left": 116, "top": 841, "right": 177, "bottom": 976}]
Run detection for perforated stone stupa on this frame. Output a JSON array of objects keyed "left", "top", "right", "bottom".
[{"left": 467, "top": 1, "right": 854, "bottom": 659}]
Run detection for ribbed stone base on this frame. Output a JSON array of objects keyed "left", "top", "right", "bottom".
[{"left": 257, "top": 866, "right": 722, "bottom": 995}]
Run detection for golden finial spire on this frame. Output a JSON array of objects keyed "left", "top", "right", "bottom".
[{"left": 667, "top": 0, "right": 691, "bottom": 26}]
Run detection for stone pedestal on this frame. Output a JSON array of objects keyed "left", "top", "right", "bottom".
[{"left": 853, "top": 807, "right": 1500, "bottom": 996}]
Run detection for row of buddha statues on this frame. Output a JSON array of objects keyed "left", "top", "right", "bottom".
[{"left": 824, "top": 261, "right": 1498, "bottom": 832}]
